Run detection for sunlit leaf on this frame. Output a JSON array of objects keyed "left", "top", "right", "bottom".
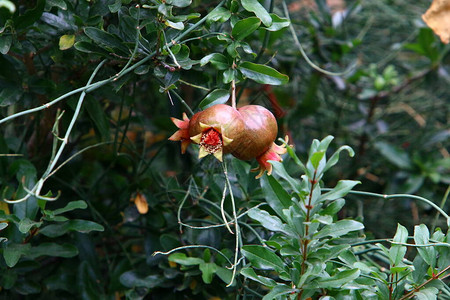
[{"left": 239, "top": 61, "right": 289, "bottom": 85}]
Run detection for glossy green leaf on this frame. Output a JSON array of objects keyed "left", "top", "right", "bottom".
[
  {"left": 207, "top": 7, "right": 231, "bottom": 23},
  {"left": 198, "top": 89, "right": 230, "bottom": 110},
  {"left": 168, "top": 252, "right": 203, "bottom": 266},
  {"left": 84, "top": 27, "right": 128, "bottom": 53},
  {"left": 14, "top": 0, "right": 45, "bottom": 29},
  {"left": 199, "top": 262, "right": 217, "bottom": 284},
  {"left": 315, "top": 268, "right": 360, "bottom": 288},
  {"left": 231, "top": 17, "right": 261, "bottom": 41},
  {"left": 0, "top": 35, "right": 12, "bottom": 54},
  {"left": 108, "top": 0, "right": 121, "bottom": 13},
  {"left": 310, "top": 150, "right": 325, "bottom": 169},
  {"left": 414, "top": 224, "right": 436, "bottom": 268},
  {"left": 319, "top": 180, "right": 360, "bottom": 202},
  {"left": 260, "top": 175, "right": 292, "bottom": 220},
  {"left": 39, "top": 219, "right": 104, "bottom": 238},
  {"left": 27, "top": 243, "right": 78, "bottom": 259},
  {"left": 200, "top": 53, "right": 229, "bottom": 70},
  {"left": 323, "top": 145, "right": 355, "bottom": 173},
  {"left": 241, "top": 245, "right": 285, "bottom": 272},
  {"left": 119, "top": 271, "right": 164, "bottom": 288},
  {"left": 248, "top": 208, "right": 294, "bottom": 236},
  {"left": 18, "top": 218, "right": 42, "bottom": 233},
  {"left": 314, "top": 220, "right": 364, "bottom": 239},
  {"left": 165, "top": 20, "right": 184, "bottom": 30},
  {"left": 239, "top": 61, "right": 289, "bottom": 85},
  {"left": 262, "top": 284, "right": 294, "bottom": 300},
  {"left": 85, "top": 97, "right": 110, "bottom": 140},
  {"left": 52, "top": 200, "right": 88, "bottom": 215},
  {"left": 240, "top": 267, "right": 277, "bottom": 287},
  {"left": 414, "top": 287, "right": 439, "bottom": 300},
  {"left": 241, "top": 0, "right": 272, "bottom": 27},
  {"left": 0, "top": 222, "right": 7, "bottom": 230},
  {"left": 74, "top": 41, "right": 110, "bottom": 55},
  {"left": 264, "top": 14, "right": 290, "bottom": 31},
  {"left": 389, "top": 224, "right": 408, "bottom": 266},
  {"left": 166, "top": 0, "right": 191, "bottom": 8},
  {"left": 270, "top": 161, "right": 300, "bottom": 193},
  {"left": 3, "top": 243, "right": 31, "bottom": 267}
]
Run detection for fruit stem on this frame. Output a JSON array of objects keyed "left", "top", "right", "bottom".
[{"left": 231, "top": 79, "right": 236, "bottom": 109}]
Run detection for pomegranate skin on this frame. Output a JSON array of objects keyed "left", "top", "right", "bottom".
[
  {"left": 188, "top": 104, "right": 245, "bottom": 154},
  {"left": 232, "top": 105, "right": 278, "bottom": 160}
]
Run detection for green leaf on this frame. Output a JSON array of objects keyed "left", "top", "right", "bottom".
[
  {"left": 3, "top": 243, "right": 31, "bottom": 267},
  {"left": 84, "top": 27, "right": 128, "bottom": 54},
  {"left": 18, "top": 218, "right": 42, "bottom": 233},
  {"left": 199, "top": 262, "right": 217, "bottom": 284},
  {"left": 120, "top": 271, "right": 164, "bottom": 288},
  {"left": 231, "top": 17, "right": 261, "bottom": 41},
  {"left": 413, "top": 287, "right": 439, "bottom": 300},
  {"left": 239, "top": 61, "right": 289, "bottom": 85},
  {"left": 241, "top": 0, "right": 272, "bottom": 27},
  {"left": 85, "top": 97, "right": 110, "bottom": 140},
  {"left": 248, "top": 208, "right": 294, "bottom": 236},
  {"left": 52, "top": 200, "right": 88, "bottom": 215},
  {"left": 264, "top": 14, "right": 290, "bottom": 31},
  {"left": 260, "top": 175, "right": 292, "bottom": 220},
  {"left": 310, "top": 150, "right": 325, "bottom": 169},
  {"left": 241, "top": 245, "right": 285, "bottom": 272},
  {"left": 165, "top": 20, "right": 184, "bottom": 30},
  {"left": 314, "top": 220, "right": 364, "bottom": 239},
  {"left": 39, "top": 219, "right": 104, "bottom": 238},
  {"left": 0, "top": 35, "right": 12, "bottom": 54},
  {"left": 389, "top": 224, "right": 408, "bottom": 266},
  {"left": 207, "top": 7, "right": 231, "bottom": 23},
  {"left": 168, "top": 252, "right": 204, "bottom": 266},
  {"left": 262, "top": 284, "right": 294, "bottom": 300},
  {"left": 27, "top": 243, "right": 78, "bottom": 259},
  {"left": 414, "top": 224, "right": 436, "bottom": 268},
  {"left": 200, "top": 53, "right": 229, "bottom": 70},
  {"left": 166, "top": 0, "right": 191, "bottom": 8},
  {"left": 315, "top": 268, "right": 360, "bottom": 288},
  {"left": 319, "top": 180, "right": 360, "bottom": 202},
  {"left": 240, "top": 267, "right": 277, "bottom": 287},
  {"left": 270, "top": 161, "right": 300, "bottom": 193},
  {"left": 323, "top": 145, "right": 355, "bottom": 173},
  {"left": 74, "top": 41, "right": 110, "bottom": 55},
  {"left": 198, "top": 89, "right": 230, "bottom": 110},
  {"left": 108, "top": 0, "right": 121, "bottom": 13},
  {"left": 0, "top": 222, "right": 7, "bottom": 230},
  {"left": 374, "top": 141, "right": 412, "bottom": 170},
  {"left": 14, "top": 0, "right": 45, "bottom": 29}
]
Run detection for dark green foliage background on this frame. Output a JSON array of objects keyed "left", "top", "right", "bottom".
[{"left": 0, "top": 0, "right": 448, "bottom": 298}]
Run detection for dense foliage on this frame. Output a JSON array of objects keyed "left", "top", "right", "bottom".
[{"left": 0, "top": 0, "right": 449, "bottom": 299}]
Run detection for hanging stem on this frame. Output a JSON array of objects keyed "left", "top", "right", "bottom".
[{"left": 222, "top": 161, "right": 240, "bottom": 287}]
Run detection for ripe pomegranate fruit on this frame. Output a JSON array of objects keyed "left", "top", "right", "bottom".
[
  {"left": 170, "top": 104, "right": 245, "bottom": 161},
  {"left": 169, "top": 103, "right": 287, "bottom": 177},
  {"left": 233, "top": 105, "right": 278, "bottom": 160}
]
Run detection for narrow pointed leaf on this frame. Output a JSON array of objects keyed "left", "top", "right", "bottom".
[{"left": 239, "top": 61, "right": 289, "bottom": 85}]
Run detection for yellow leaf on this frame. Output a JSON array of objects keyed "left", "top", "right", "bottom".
[
  {"left": 59, "top": 34, "right": 75, "bottom": 50},
  {"left": 0, "top": 201, "right": 10, "bottom": 215},
  {"left": 422, "top": 0, "right": 450, "bottom": 44},
  {"left": 132, "top": 192, "right": 148, "bottom": 214}
]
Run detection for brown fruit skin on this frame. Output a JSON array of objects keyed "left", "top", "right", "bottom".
[
  {"left": 188, "top": 104, "right": 245, "bottom": 154},
  {"left": 232, "top": 105, "right": 278, "bottom": 160}
]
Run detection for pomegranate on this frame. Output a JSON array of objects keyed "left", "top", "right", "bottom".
[
  {"left": 169, "top": 103, "right": 287, "bottom": 177},
  {"left": 233, "top": 105, "right": 278, "bottom": 160}
]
